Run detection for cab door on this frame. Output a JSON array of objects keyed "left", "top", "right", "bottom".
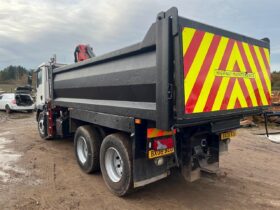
[{"left": 35, "top": 67, "right": 45, "bottom": 108}]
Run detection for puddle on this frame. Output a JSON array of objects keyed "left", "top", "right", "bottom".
[
  {"left": 0, "top": 131, "right": 11, "bottom": 136},
  {"left": 0, "top": 111, "right": 32, "bottom": 121},
  {"left": 0, "top": 132, "right": 41, "bottom": 185},
  {"left": 267, "top": 134, "right": 280, "bottom": 144},
  {"left": 0, "top": 113, "right": 8, "bottom": 123},
  {"left": 0, "top": 133, "right": 25, "bottom": 183},
  {"left": 8, "top": 113, "right": 33, "bottom": 120}
]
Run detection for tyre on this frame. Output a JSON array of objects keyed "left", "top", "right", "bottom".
[
  {"left": 38, "top": 112, "right": 48, "bottom": 139},
  {"left": 100, "top": 133, "right": 133, "bottom": 196},
  {"left": 5, "top": 105, "right": 11, "bottom": 114},
  {"left": 74, "top": 125, "right": 102, "bottom": 173},
  {"left": 27, "top": 110, "right": 33, "bottom": 113}
]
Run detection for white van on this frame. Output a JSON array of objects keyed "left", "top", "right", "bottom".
[{"left": 0, "top": 93, "right": 35, "bottom": 113}]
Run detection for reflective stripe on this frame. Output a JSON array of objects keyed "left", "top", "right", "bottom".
[{"left": 147, "top": 128, "right": 175, "bottom": 138}]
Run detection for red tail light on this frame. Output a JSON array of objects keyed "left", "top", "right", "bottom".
[
  {"left": 152, "top": 137, "right": 174, "bottom": 150},
  {"left": 11, "top": 99, "right": 16, "bottom": 104}
]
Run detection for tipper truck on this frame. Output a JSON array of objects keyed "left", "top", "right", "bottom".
[{"left": 35, "top": 7, "right": 271, "bottom": 196}]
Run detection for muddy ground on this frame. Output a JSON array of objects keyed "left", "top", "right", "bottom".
[{"left": 0, "top": 112, "right": 279, "bottom": 210}]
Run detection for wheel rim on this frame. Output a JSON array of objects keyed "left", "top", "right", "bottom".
[
  {"left": 105, "top": 147, "right": 123, "bottom": 182},
  {"left": 38, "top": 118, "right": 45, "bottom": 135},
  {"left": 77, "top": 136, "right": 88, "bottom": 164}
]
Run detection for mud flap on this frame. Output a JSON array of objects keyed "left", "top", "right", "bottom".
[
  {"left": 132, "top": 122, "right": 174, "bottom": 188},
  {"left": 133, "top": 158, "right": 170, "bottom": 188}
]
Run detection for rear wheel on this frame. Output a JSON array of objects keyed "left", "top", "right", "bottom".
[
  {"left": 74, "top": 125, "right": 102, "bottom": 173},
  {"left": 5, "top": 105, "right": 11, "bottom": 114},
  {"left": 100, "top": 133, "right": 133, "bottom": 196}
]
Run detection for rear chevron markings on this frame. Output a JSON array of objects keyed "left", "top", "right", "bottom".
[{"left": 182, "top": 27, "right": 271, "bottom": 114}]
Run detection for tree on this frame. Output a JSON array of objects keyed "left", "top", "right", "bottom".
[{"left": 0, "top": 65, "right": 29, "bottom": 81}]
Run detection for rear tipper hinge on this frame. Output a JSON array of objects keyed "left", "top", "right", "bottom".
[{"left": 168, "top": 83, "right": 173, "bottom": 100}]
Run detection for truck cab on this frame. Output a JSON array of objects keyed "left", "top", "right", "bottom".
[{"left": 35, "top": 62, "right": 65, "bottom": 111}]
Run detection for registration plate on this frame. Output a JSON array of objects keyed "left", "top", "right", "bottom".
[
  {"left": 220, "top": 130, "right": 236, "bottom": 140},
  {"left": 148, "top": 148, "right": 174, "bottom": 159}
]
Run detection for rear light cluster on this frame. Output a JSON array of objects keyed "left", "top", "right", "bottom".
[
  {"left": 151, "top": 137, "right": 174, "bottom": 150},
  {"left": 148, "top": 136, "right": 175, "bottom": 159},
  {"left": 11, "top": 99, "right": 16, "bottom": 104},
  {"left": 147, "top": 128, "right": 176, "bottom": 159}
]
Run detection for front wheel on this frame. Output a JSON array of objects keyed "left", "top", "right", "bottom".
[
  {"left": 100, "top": 133, "right": 133, "bottom": 196},
  {"left": 38, "top": 112, "right": 48, "bottom": 139}
]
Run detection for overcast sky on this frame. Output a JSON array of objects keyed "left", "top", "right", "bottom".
[{"left": 0, "top": 0, "right": 279, "bottom": 70}]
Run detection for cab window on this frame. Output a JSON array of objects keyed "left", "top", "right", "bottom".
[{"left": 37, "top": 69, "right": 42, "bottom": 87}]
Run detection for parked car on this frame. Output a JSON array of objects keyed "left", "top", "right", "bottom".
[{"left": 0, "top": 93, "right": 35, "bottom": 113}]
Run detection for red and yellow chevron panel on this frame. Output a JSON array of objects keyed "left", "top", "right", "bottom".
[
  {"left": 182, "top": 27, "right": 271, "bottom": 114},
  {"left": 147, "top": 128, "right": 175, "bottom": 139}
]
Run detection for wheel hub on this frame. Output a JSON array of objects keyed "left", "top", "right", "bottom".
[
  {"left": 105, "top": 147, "right": 123, "bottom": 182},
  {"left": 77, "top": 136, "right": 88, "bottom": 164},
  {"left": 38, "top": 119, "right": 45, "bottom": 135}
]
